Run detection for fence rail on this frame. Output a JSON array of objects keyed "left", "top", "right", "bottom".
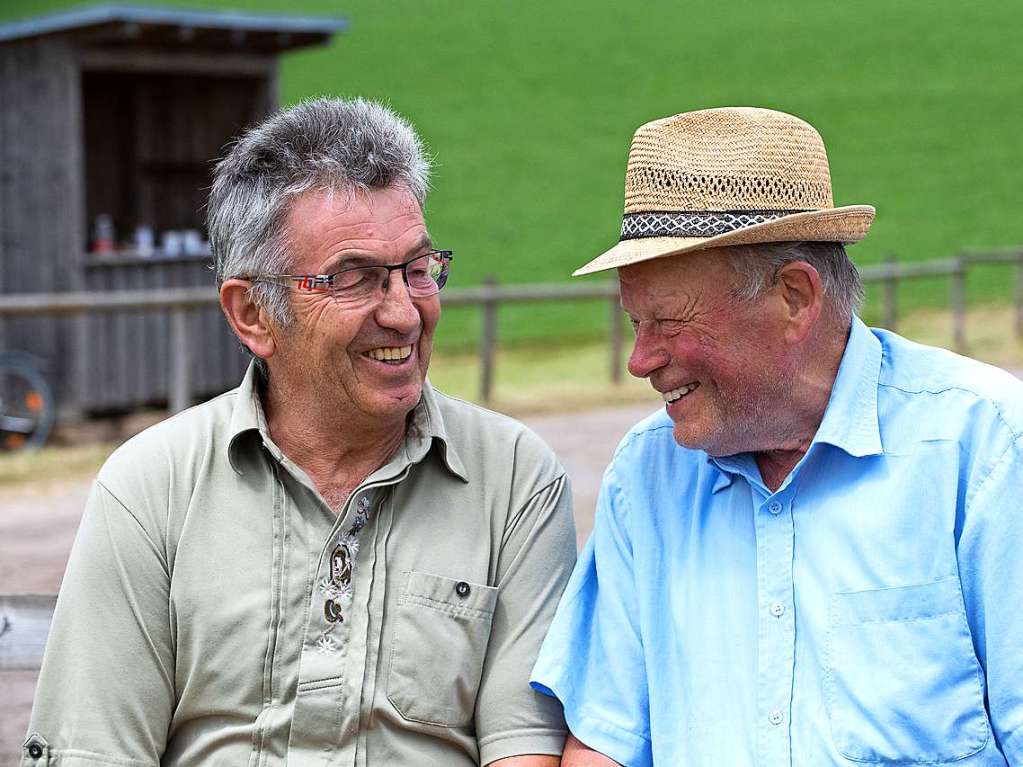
[
  {"left": 1, "top": 250, "right": 1022, "bottom": 671},
  {"left": 0, "top": 595, "right": 56, "bottom": 671},
  {"left": 0, "top": 250, "right": 1021, "bottom": 406}
]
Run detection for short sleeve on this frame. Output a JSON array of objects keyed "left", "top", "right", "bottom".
[
  {"left": 530, "top": 464, "right": 652, "bottom": 767},
  {"left": 22, "top": 480, "right": 175, "bottom": 766},
  {"left": 957, "top": 436, "right": 1023, "bottom": 762},
  {"left": 474, "top": 473, "right": 578, "bottom": 765}
]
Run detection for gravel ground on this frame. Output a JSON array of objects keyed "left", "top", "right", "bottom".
[{"left": 0, "top": 401, "right": 657, "bottom": 765}]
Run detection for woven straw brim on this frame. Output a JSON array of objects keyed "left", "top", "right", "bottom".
[{"left": 573, "top": 205, "right": 875, "bottom": 276}]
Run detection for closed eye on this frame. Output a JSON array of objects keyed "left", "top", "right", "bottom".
[{"left": 656, "top": 318, "right": 687, "bottom": 334}]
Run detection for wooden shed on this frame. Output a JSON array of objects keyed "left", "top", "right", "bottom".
[{"left": 0, "top": 4, "right": 347, "bottom": 417}]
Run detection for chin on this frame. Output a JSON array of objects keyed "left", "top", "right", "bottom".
[
  {"left": 374, "top": 383, "right": 424, "bottom": 417},
  {"left": 673, "top": 421, "right": 730, "bottom": 456}
]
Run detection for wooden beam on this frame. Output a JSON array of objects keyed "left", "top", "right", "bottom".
[
  {"left": 0, "top": 595, "right": 56, "bottom": 671},
  {"left": 79, "top": 48, "right": 275, "bottom": 77}
]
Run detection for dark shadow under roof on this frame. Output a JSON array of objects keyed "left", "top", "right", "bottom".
[{"left": 0, "top": 4, "right": 348, "bottom": 51}]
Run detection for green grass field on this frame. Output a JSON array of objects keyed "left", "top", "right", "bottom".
[{"left": 4, "top": 0, "right": 1022, "bottom": 350}]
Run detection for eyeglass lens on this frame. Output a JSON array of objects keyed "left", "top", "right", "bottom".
[{"left": 329, "top": 253, "right": 449, "bottom": 304}]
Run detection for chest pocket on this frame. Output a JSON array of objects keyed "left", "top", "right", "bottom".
[
  {"left": 387, "top": 570, "right": 499, "bottom": 727},
  {"left": 824, "top": 577, "right": 991, "bottom": 763}
]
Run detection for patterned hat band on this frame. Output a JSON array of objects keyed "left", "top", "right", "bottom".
[{"left": 620, "top": 209, "right": 813, "bottom": 241}]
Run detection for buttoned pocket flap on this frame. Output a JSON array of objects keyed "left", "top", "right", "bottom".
[
  {"left": 825, "top": 577, "right": 990, "bottom": 764},
  {"left": 387, "top": 571, "right": 498, "bottom": 727},
  {"left": 401, "top": 570, "right": 498, "bottom": 618}
]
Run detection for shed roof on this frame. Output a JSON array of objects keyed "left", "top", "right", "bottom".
[{"left": 0, "top": 4, "right": 348, "bottom": 51}]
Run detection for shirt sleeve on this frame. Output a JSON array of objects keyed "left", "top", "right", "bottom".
[
  {"left": 475, "top": 473, "right": 577, "bottom": 766},
  {"left": 22, "top": 480, "right": 174, "bottom": 767},
  {"left": 957, "top": 436, "right": 1023, "bottom": 762},
  {"left": 529, "top": 463, "right": 653, "bottom": 767}
]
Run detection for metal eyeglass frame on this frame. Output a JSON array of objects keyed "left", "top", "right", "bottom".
[{"left": 250, "top": 250, "right": 454, "bottom": 298}]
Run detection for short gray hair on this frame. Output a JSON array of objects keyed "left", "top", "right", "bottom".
[
  {"left": 726, "top": 241, "right": 864, "bottom": 322},
  {"left": 207, "top": 97, "right": 431, "bottom": 334}
]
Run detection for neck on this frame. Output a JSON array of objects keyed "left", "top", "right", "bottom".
[
  {"left": 754, "top": 318, "right": 850, "bottom": 492},
  {"left": 262, "top": 378, "right": 408, "bottom": 511}
]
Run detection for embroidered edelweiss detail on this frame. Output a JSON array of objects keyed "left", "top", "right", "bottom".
[
  {"left": 315, "top": 633, "right": 340, "bottom": 655},
  {"left": 318, "top": 577, "right": 343, "bottom": 601},
  {"left": 318, "top": 576, "right": 354, "bottom": 604},
  {"left": 337, "top": 532, "right": 360, "bottom": 557}
]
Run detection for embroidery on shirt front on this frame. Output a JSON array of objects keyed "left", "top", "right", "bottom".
[
  {"left": 315, "top": 633, "right": 340, "bottom": 655},
  {"left": 312, "top": 495, "right": 377, "bottom": 656}
]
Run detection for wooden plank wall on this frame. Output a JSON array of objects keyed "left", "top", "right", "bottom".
[
  {"left": 0, "top": 48, "right": 275, "bottom": 415},
  {"left": 80, "top": 256, "right": 247, "bottom": 412},
  {"left": 0, "top": 38, "right": 84, "bottom": 414},
  {"left": 74, "top": 69, "right": 268, "bottom": 411},
  {"left": 82, "top": 70, "right": 268, "bottom": 241}
]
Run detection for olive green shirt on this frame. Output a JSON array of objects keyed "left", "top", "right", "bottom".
[{"left": 23, "top": 366, "right": 575, "bottom": 766}]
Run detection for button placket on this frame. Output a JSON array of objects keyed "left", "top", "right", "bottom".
[
  {"left": 755, "top": 492, "right": 795, "bottom": 763},
  {"left": 314, "top": 493, "right": 377, "bottom": 655}
]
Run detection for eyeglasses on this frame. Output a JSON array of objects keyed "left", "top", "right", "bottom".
[{"left": 251, "top": 250, "right": 453, "bottom": 306}]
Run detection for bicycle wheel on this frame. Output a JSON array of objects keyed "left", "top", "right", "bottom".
[{"left": 0, "top": 360, "right": 56, "bottom": 451}]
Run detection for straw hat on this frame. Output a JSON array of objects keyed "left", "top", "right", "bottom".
[{"left": 574, "top": 107, "right": 875, "bottom": 276}]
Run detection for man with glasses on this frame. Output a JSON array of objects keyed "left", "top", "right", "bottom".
[{"left": 23, "top": 98, "right": 575, "bottom": 767}]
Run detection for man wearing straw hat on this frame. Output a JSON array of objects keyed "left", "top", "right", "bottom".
[{"left": 530, "top": 107, "right": 1023, "bottom": 765}]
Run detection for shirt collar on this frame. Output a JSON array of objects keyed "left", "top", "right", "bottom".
[
  {"left": 811, "top": 315, "right": 883, "bottom": 458},
  {"left": 226, "top": 363, "right": 468, "bottom": 481},
  {"left": 402, "top": 378, "right": 469, "bottom": 482}
]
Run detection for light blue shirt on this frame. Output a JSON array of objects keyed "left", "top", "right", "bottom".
[{"left": 531, "top": 317, "right": 1023, "bottom": 766}]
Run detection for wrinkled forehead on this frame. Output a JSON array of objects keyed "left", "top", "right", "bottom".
[{"left": 618, "top": 250, "right": 738, "bottom": 309}]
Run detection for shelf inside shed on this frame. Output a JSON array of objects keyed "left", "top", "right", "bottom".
[{"left": 82, "top": 69, "right": 268, "bottom": 257}]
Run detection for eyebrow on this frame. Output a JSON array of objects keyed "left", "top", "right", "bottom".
[{"left": 323, "top": 236, "right": 434, "bottom": 273}]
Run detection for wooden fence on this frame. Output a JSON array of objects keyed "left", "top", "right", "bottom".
[
  {"left": 1, "top": 249, "right": 1023, "bottom": 670},
  {"left": 0, "top": 250, "right": 1021, "bottom": 412}
]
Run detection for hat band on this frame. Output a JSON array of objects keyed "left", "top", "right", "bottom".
[{"left": 620, "top": 209, "right": 812, "bottom": 241}]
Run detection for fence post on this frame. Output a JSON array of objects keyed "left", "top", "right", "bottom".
[
  {"left": 951, "top": 255, "right": 966, "bottom": 353},
  {"left": 609, "top": 289, "right": 623, "bottom": 384},
  {"left": 169, "top": 307, "right": 191, "bottom": 413},
  {"left": 480, "top": 275, "right": 497, "bottom": 403},
  {"left": 882, "top": 252, "right": 898, "bottom": 331},
  {"left": 1015, "top": 251, "right": 1023, "bottom": 340}
]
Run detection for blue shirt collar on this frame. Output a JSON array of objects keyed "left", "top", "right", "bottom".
[
  {"left": 709, "top": 316, "right": 883, "bottom": 493},
  {"left": 812, "top": 316, "right": 883, "bottom": 459}
]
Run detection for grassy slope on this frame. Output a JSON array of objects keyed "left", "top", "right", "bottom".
[{"left": 4, "top": 0, "right": 1022, "bottom": 349}]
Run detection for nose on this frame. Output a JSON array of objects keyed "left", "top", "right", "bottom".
[
  {"left": 627, "top": 324, "right": 669, "bottom": 379},
  {"left": 374, "top": 272, "right": 421, "bottom": 334}
]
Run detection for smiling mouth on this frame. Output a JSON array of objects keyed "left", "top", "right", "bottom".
[
  {"left": 662, "top": 382, "right": 700, "bottom": 403},
  {"left": 365, "top": 345, "right": 413, "bottom": 364}
]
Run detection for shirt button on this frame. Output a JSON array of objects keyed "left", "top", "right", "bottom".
[
  {"left": 455, "top": 581, "right": 471, "bottom": 598},
  {"left": 770, "top": 601, "right": 785, "bottom": 617},
  {"left": 27, "top": 744, "right": 43, "bottom": 759},
  {"left": 769, "top": 709, "right": 784, "bottom": 725},
  {"left": 768, "top": 501, "right": 783, "bottom": 515}
]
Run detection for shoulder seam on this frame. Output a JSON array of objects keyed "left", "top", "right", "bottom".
[
  {"left": 878, "top": 381, "right": 1022, "bottom": 442},
  {"left": 93, "top": 479, "right": 168, "bottom": 569},
  {"left": 965, "top": 432, "right": 1023, "bottom": 511},
  {"left": 612, "top": 421, "right": 674, "bottom": 460}
]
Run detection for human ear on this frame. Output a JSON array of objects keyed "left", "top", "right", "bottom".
[
  {"left": 219, "top": 279, "right": 278, "bottom": 361},
  {"left": 774, "top": 262, "right": 824, "bottom": 343}
]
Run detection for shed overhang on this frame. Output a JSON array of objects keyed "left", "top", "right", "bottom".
[{"left": 0, "top": 4, "right": 348, "bottom": 52}]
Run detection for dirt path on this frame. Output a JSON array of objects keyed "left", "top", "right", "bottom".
[{"left": 0, "top": 401, "right": 657, "bottom": 764}]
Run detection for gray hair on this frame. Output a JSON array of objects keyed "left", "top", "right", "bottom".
[
  {"left": 207, "top": 97, "right": 431, "bottom": 358},
  {"left": 726, "top": 241, "right": 864, "bottom": 322}
]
